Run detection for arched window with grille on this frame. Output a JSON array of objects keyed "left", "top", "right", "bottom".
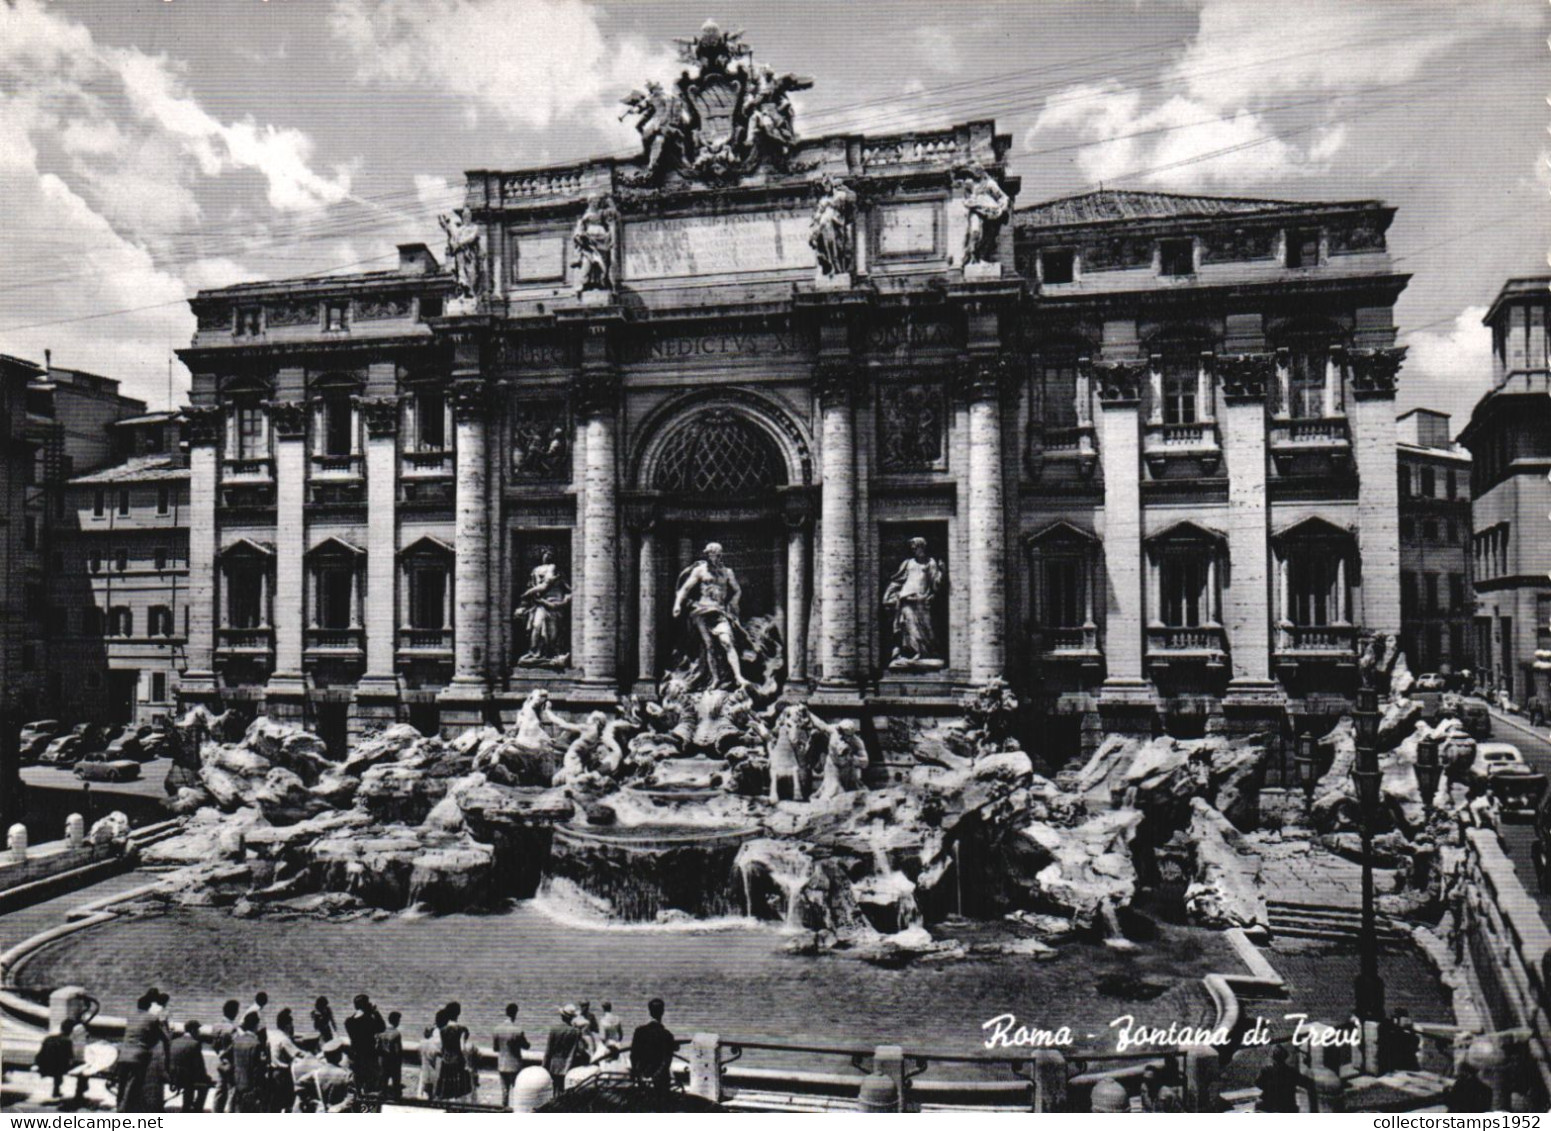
[{"left": 651, "top": 410, "right": 786, "bottom": 498}]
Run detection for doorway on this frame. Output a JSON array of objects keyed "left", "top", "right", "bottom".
[{"left": 106, "top": 671, "right": 138, "bottom": 727}]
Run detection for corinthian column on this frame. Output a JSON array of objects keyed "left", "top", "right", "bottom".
[
  {"left": 636, "top": 523, "right": 658, "bottom": 685},
  {"left": 448, "top": 381, "right": 490, "bottom": 689},
  {"left": 961, "top": 355, "right": 1009, "bottom": 685},
  {"left": 816, "top": 362, "right": 858, "bottom": 689},
  {"left": 576, "top": 367, "right": 619, "bottom": 693},
  {"left": 354, "top": 395, "right": 402, "bottom": 728},
  {"left": 785, "top": 516, "right": 810, "bottom": 683}
]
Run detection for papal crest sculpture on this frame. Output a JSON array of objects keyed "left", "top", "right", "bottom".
[{"left": 620, "top": 20, "right": 813, "bottom": 184}]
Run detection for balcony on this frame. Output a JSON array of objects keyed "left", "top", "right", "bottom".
[
  {"left": 222, "top": 457, "right": 273, "bottom": 482},
  {"left": 1269, "top": 416, "right": 1351, "bottom": 473},
  {"left": 402, "top": 449, "right": 452, "bottom": 478},
  {"left": 1030, "top": 625, "right": 1103, "bottom": 666},
  {"left": 1275, "top": 623, "right": 1358, "bottom": 666},
  {"left": 304, "top": 627, "right": 365, "bottom": 663},
  {"left": 216, "top": 626, "right": 273, "bottom": 657},
  {"left": 397, "top": 627, "right": 453, "bottom": 660},
  {"left": 1142, "top": 421, "right": 1221, "bottom": 476},
  {"left": 1146, "top": 624, "right": 1227, "bottom": 667},
  {"left": 1027, "top": 425, "right": 1097, "bottom": 480},
  {"left": 311, "top": 453, "right": 363, "bottom": 479}
]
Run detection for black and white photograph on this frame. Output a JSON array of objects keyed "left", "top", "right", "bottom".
[{"left": 0, "top": 0, "right": 1548, "bottom": 1115}]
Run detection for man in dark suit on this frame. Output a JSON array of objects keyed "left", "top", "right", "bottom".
[
  {"left": 223, "top": 1013, "right": 270, "bottom": 1113},
  {"left": 168, "top": 1021, "right": 213, "bottom": 1112},
  {"left": 543, "top": 1005, "right": 583, "bottom": 1093},
  {"left": 629, "top": 998, "right": 676, "bottom": 1098}
]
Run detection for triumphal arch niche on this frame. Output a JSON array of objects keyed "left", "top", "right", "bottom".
[{"left": 436, "top": 18, "right": 1020, "bottom": 721}]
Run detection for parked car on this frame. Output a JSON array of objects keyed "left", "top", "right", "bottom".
[
  {"left": 17, "top": 719, "right": 61, "bottom": 764},
  {"left": 1477, "top": 742, "right": 1528, "bottom": 776},
  {"left": 1493, "top": 769, "right": 1546, "bottom": 822},
  {"left": 1414, "top": 673, "right": 1448, "bottom": 691},
  {"left": 1456, "top": 696, "right": 1493, "bottom": 739}
]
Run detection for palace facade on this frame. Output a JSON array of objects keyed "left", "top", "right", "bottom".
[{"left": 176, "top": 59, "right": 1406, "bottom": 755}]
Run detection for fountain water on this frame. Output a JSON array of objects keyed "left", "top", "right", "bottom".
[{"left": 543, "top": 823, "right": 759, "bottom": 922}]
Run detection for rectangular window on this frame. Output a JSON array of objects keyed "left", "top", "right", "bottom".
[
  {"left": 1450, "top": 574, "right": 1466, "bottom": 613},
  {"left": 1397, "top": 466, "right": 1411, "bottom": 498},
  {"left": 322, "top": 399, "right": 354, "bottom": 457},
  {"left": 409, "top": 566, "right": 448, "bottom": 630},
  {"left": 1044, "top": 557, "right": 1085, "bottom": 628},
  {"left": 23, "top": 516, "right": 36, "bottom": 550},
  {"left": 1287, "top": 349, "right": 1326, "bottom": 418},
  {"left": 317, "top": 566, "right": 355, "bottom": 629},
  {"left": 93, "top": 489, "right": 104, "bottom": 518},
  {"left": 1420, "top": 467, "right": 1436, "bottom": 497},
  {"left": 1286, "top": 228, "right": 1321, "bottom": 269},
  {"left": 227, "top": 568, "right": 263, "bottom": 629},
  {"left": 1159, "top": 239, "right": 1195, "bottom": 277},
  {"left": 1040, "top": 359, "right": 1079, "bottom": 430},
  {"left": 416, "top": 392, "right": 447, "bottom": 451},
  {"left": 114, "top": 549, "right": 128, "bottom": 573},
  {"left": 1161, "top": 358, "right": 1198, "bottom": 425},
  {"left": 90, "top": 554, "right": 102, "bottom": 575},
  {"left": 1401, "top": 572, "right": 1418, "bottom": 616},
  {"left": 1425, "top": 573, "right": 1440, "bottom": 614},
  {"left": 151, "top": 672, "right": 167, "bottom": 703},
  {"left": 155, "top": 548, "right": 168, "bottom": 571},
  {"left": 1041, "top": 249, "right": 1075, "bottom": 285},
  {"left": 1160, "top": 554, "right": 1209, "bottom": 627},
  {"left": 1422, "top": 519, "right": 1438, "bottom": 543},
  {"left": 157, "top": 485, "right": 170, "bottom": 515},
  {"left": 1445, "top": 520, "right": 1457, "bottom": 545},
  {"left": 84, "top": 606, "right": 103, "bottom": 636},
  {"left": 325, "top": 303, "right": 348, "bottom": 332},
  {"left": 1446, "top": 469, "right": 1458, "bottom": 500},
  {"left": 1400, "top": 517, "right": 1415, "bottom": 541},
  {"left": 237, "top": 405, "right": 266, "bottom": 459},
  {"left": 118, "top": 488, "right": 130, "bottom": 515},
  {"left": 1289, "top": 552, "right": 1340, "bottom": 626}
]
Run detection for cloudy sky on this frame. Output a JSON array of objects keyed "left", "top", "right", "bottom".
[{"left": 0, "top": 0, "right": 1544, "bottom": 425}]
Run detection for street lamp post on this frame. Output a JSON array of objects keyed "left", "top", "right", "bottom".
[{"left": 1352, "top": 685, "right": 1387, "bottom": 1028}]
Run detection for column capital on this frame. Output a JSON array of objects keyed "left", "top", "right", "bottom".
[
  {"left": 449, "top": 379, "right": 490, "bottom": 422},
  {"left": 265, "top": 399, "right": 308, "bottom": 438},
  {"left": 573, "top": 367, "right": 620, "bottom": 420},
  {"left": 1349, "top": 346, "right": 1405, "bottom": 400},
  {"left": 814, "top": 358, "right": 859, "bottom": 408},
  {"left": 356, "top": 394, "right": 402, "bottom": 437},
  {"left": 1218, "top": 352, "right": 1275, "bottom": 404},
  {"left": 1087, "top": 357, "right": 1147, "bottom": 408},
  {"left": 954, "top": 352, "right": 1018, "bottom": 404},
  {"left": 184, "top": 404, "right": 223, "bottom": 447}
]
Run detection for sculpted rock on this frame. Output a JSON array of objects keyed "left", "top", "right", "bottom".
[
  {"left": 1019, "top": 808, "right": 1142, "bottom": 931},
  {"left": 1376, "top": 697, "right": 1424, "bottom": 752},
  {"left": 88, "top": 811, "right": 131, "bottom": 847},
  {"left": 239, "top": 718, "right": 333, "bottom": 784},
  {"left": 408, "top": 841, "right": 496, "bottom": 912},
  {"left": 143, "top": 806, "right": 269, "bottom": 866},
  {"left": 342, "top": 724, "right": 427, "bottom": 775},
  {"left": 356, "top": 762, "right": 454, "bottom": 825},
  {"left": 1310, "top": 717, "right": 1359, "bottom": 832},
  {"left": 249, "top": 768, "right": 331, "bottom": 825},
  {"left": 1181, "top": 798, "right": 1267, "bottom": 931}
]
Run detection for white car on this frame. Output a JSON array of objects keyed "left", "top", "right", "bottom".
[{"left": 1477, "top": 742, "right": 1529, "bottom": 777}]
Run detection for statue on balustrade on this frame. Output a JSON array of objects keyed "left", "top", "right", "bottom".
[
  {"left": 953, "top": 163, "right": 1010, "bottom": 267},
  {"left": 570, "top": 193, "right": 618, "bottom": 294},
  {"left": 883, "top": 537, "right": 945, "bottom": 670},
  {"left": 515, "top": 546, "right": 571, "bottom": 668},
  {"left": 809, "top": 175, "right": 858, "bottom": 277},
  {"left": 671, "top": 542, "right": 754, "bottom": 691},
  {"left": 438, "top": 207, "right": 483, "bottom": 303},
  {"left": 739, "top": 64, "right": 811, "bottom": 171},
  {"left": 620, "top": 81, "right": 696, "bottom": 183}
]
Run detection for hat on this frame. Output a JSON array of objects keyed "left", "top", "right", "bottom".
[
  {"left": 561, "top": 1003, "right": 577, "bottom": 1018},
  {"left": 572, "top": 1016, "right": 590, "bottom": 1031}
]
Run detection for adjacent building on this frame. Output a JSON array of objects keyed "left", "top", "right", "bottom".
[
  {"left": 174, "top": 36, "right": 1408, "bottom": 761},
  {"left": 1, "top": 355, "right": 44, "bottom": 723},
  {"left": 1397, "top": 408, "right": 1472, "bottom": 675},
  {"left": 1460, "top": 276, "right": 1551, "bottom": 706}
]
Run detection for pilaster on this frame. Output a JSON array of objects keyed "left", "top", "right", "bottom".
[
  {"left": 180, "top": 405, "right": 222, "bottom": 703},
  {"left": 265, "top": 398, "right": 309, "bottom": 712},
  {"left": 1350, "top": 347, "right": 1405, "bottom": 638}
]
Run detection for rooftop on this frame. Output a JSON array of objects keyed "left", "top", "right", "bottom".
[
  {"left": 1484, "top": 275, "right": 1551, "bottom": 325},
  {"left": 68, "top": 454, "right": 189, "bottom": 485},
  {"left": 1015, "top": 188, "right": 1384, "bottom": 230}
]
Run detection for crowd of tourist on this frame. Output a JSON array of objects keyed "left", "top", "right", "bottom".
[{"left": 33, "top": 986, "right": 679, "bottom": 1113}]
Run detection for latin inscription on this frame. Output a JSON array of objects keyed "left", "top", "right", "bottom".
[
  {"left": 624, "top": 211, "right": 814, "bottom": 279},
  {"left": 622, "top": 327, "right": 806, "bottom": 364},
  {"left": 875, "top": 202, "right": 939, "bottom": 257},
  {"left": 513, "top": 234, "right": 567, "bottom": 282}
]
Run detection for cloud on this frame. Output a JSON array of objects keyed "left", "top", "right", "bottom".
[
  {"left": 329, "top": 0, "right": 679, "bottom": 151},
  {"left": 910, "top": 27, "right": 963, "bottom": 75},
  {"left": 1026, "top": 0, "right": 1522, "bottom": 192},
  {"left": 1401, "top": 305, "right": 1493, "bottom": 428}
]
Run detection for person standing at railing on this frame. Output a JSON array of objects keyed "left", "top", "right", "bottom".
[
  {"left": 629, "top": 998, "right": 676, "bottom": 1098},
  {"left": 599, "top": 1002, "right": 624, "bottom": 1047},
  {"left": 345, "top": 994, "right": 386, "bottom": 1095},
  {"left": 545, "top": 1004, "right": 585, "bottom": 1093},
  {"left": 207, "top": 999, "right": 241, "bottom": 1112},
  {"left": 114, "top": 988, "right": 170, "bottom": 1112},
  {"left": 377, "top": 1011, "right": 404, "bottom": 1099},
  {"left": 493, "top": 1003, "right": 531, "bottom": 1108},
  {"left": 168, "top": 1020, "right": 213, "bottom": 1113}
]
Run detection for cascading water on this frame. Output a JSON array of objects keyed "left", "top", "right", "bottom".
[
  {"left": 733, "top": 838, "right": 817, "bottom": 926},
  {"left": 540, "top": 824, "right": 758, "bottom": 922}
]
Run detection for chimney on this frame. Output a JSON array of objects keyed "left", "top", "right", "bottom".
[{"left": 43, "top": 349, "right": 51, "bottom": 374}]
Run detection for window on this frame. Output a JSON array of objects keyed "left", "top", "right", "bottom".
[
  {"left": 1288, "top": 551, "right": 1344, "bottom": 626},
  {"left": 1445, "top": 520, "right": 1457, "bottom": 545},
  {"left": 151, "top": 672, "right": 167, "bottom": 703},
  {"left": 1446, "top": 469, "right": 1458, "bottom": 500},
  {"left": 1161, "top": 356, "right": 1199, "bottom": 425},
  {"left": 315, "top": 565, "right": 355, "bottom": 629},
  {"left": 1036, "top": 351, "right": 1080, "bottom": 430},
  {"left": 1450, "top": 574, "right": 1466, "bottom": 613},
  {"left": 1286, "top": 228, "right": 1321, "bottom": 269},
  {"left": 1160, "top": 554, "right": 1211, "bottom": 626},
  {"left": 414, "top": 391, "right": 447, "bottom": 451},
  {"left": 51, "top": 608, "right": 69, "bottom": 635},
  {"left": 90, "top": 554, "right": 102, "bottom": 575},
  {"left": 1398, "top": 466, "right": 1412, "bottom": 497},
  {"left": 93, "top": 489, "right": 104, "bottom": 518},
  {"left": 155, "top": 548, "right": 168, "bottom": 571},
  {"left": 1401, "top": 572, "right": 1418, "bottom": 617},
  {"left": 1400, "top": 517, "right": 1415, "bottom": 541},
  {"left": 117, "top": 488, "right": 130, "bottom": 515},
  {"left": 144, "top": 429, "right": 164, "bottom": 455},
  {"left": 1041, "top": 249, "right": 1075, "bottom": 285},
  {"left": 235, "top": 404, "right": 267, "bottom": 459},
  {"left": 408, "top": 564, "right": 449, "bottom": 629},
  {"left": 325, "top": 303, "right": 348, "bottom": 332},
  {"left": 1422, "top": 519, "right": 1438, "bottom": 543},
  {"left": 319, "top": 397, "right": 355, "bottom": 457},
  {"left": 1287, "top": 348, "right": 1326, "bottom": 418},
  {"left": 1159, "top": 239, "right": 1195, "bottom": 277},
  {"left": 237, "top": 308, "right": 262, "bottom": 337},
  {"left": 109, "top": 607, "right": 133, "bottom": 637},
  {"left": 1027, "top": 525, "right": 1099, "bottom": 642},
  {"left": 114, "top": 549, "right": 128, "bottom": 573},
  {"left": 1420, "top": 467, "right": 1436, "bottom": 497},
  {"left": 1043, "top": 557, "right": 1086, "bottom": 628},
  {"left": 1425, "top": 573, "right": 1440, "bottom": 615},
  {"left": 226, "top": 567, "right": 265, "bottom": 629},
  {"left": 157, "top": 486, "right": 170, "bottom": 515},
  {"left": 23, "top": 516, "right": 36, "bottom": 550},
  {"left": 419, "top": 295, "right": 442, "bottom": 320},
  {"left": 148, "top": 606, "right": 174, "bottom": 636}
]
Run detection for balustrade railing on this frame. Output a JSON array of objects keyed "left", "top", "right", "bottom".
[
  {"left": 311, "top": 453, "right": 363, "bottom": 478},
  {"left": 1270, "top": 417, "right": 1350, "bottom": 446},
  {"left": 402, "top": 449, "right": 452, "bottom": 476},
  {"left": 862, "top": 131, "right": 963, "bottom": 168},
  {"left": 1147, "top": 625, "right": 1226, "bottom": 656},
  {"left": 222, "top": 457, "right": 273, "bottom": 481},
  {"left": 1034, "top": 625, "right": 1101, "bottom": 656},
  {"left": 216, "top": 627, "right": 272, "bottom": 653},
  {"left": 1276, "top": 624, "right": 1357, "bottom": 654},
  {"left": 305, "top": 627, "right": 364, "bottom": 654},
  {"left": 398, "top": 627, "right": 453, "bottom": 653}
]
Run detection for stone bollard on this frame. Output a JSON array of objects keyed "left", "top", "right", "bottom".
[
  {"left": 1090, "top": 1077, "right": 1130, "bottom": 1112},
  {"left": 7, "top": 823, "right": 26, "bottom": 863},
  {"left": 872, "top": 1045, "right": 907, "bottom": 1112},
  {"left": 510, "top": 1065, "right": 553, "bottom": 1112},
  {"left": 1466, "top": 1034, "right": 1508, "bottom": 1112},
  {"left": 1181, "top": 1043, "right": 1221, "bottom": 1112},
  {"left": 686, "top": 1033, "right": 723, "bottom": 1103},
  {"left": 857, "top": 1072, "right": 898, "bottom": 1113},
  {"left": 1031, "top": 1048, "right": 1068, "bottom": 1112},
  {"left": 47, "top": 987, "right": 100, "bottom": 1034},
  {"left": 65, "top": 813, "right": 85, "bottom": 849}
]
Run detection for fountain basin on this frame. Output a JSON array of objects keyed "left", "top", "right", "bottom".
[{"left": 543, "top": 824, "right": 759, "bottom": 922}]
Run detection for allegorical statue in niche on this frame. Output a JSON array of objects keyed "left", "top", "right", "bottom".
[
  {"left": 516, "top": 546, "right": 571, "bottom": 668},
  {"left": 809, "top": 174, "right": 858, "bottom": 277},
  {"left": 671, "top": 542, "right": 751, "bottom": 691},
  {"left": 952, "top": 163, "right": 1011, "bottom": 267},
  {"left": 570, "top": 193, "right": 618, "bottom": 294},
  {"left": 438, "top": 207, "right": 483, "bottom": 301},
  {"left": 883, "top": 537, "right": 946, "bottom": 669},
  {"left": 739, "top": 64, "right": 812, "bottom": 171},
  {"left": 619, "top": 80, "right": 696, "bottom": 183}
]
